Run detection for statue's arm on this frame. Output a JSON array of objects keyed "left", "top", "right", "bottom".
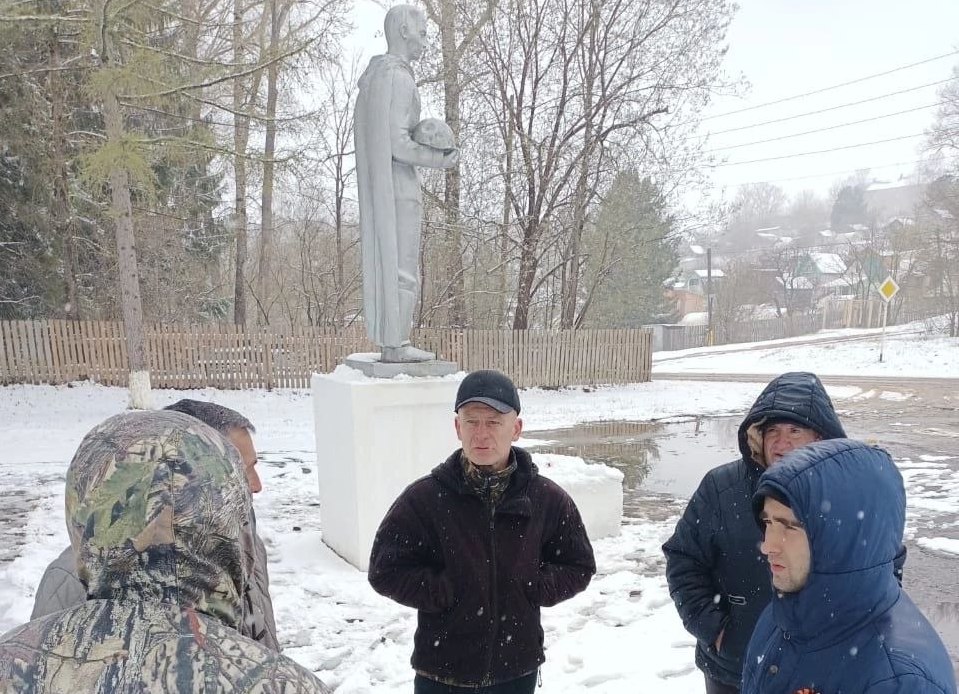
[{"left": 389, "top": 72, "right": 455, "bottom": 169}]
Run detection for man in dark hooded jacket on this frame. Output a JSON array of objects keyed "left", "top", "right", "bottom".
[
  {"left": 0, "top": 411, "right": 328, "bottom": 693},
  {"left": 662, "top": 372, "right": 849, "bottom": 693},
  {"left": 744, "top": 439, "right": 955, "bottom": 694},
  {"left": 30, "top": 400, "right": 280, "bottom": 651}
]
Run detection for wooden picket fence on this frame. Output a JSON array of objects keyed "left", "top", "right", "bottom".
[{"left": 0, "top": 320, "right": 652, "bottom": 389}]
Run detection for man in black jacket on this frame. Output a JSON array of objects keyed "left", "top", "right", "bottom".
[
  {"left": 662, "top": 372, "right": 847, "bottom": 694},
  {"left": 368, "top": 370, "right": 596, "bottom": 693}
]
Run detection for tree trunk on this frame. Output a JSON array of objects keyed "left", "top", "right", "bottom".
[
  {"left": 49, "top": 28, "right": 78, "bottom": 319},
  {"left": 439, "top": 5, "right": 465, "bottom": 326},
  {"left": 232, "top": 0, "right": 249, "bottom": 327},
  {"left": 256, "top": 0, "right": 281, "bottom": 325},
  {"left": 103, "top": 91, "right": 151, "bottom": 408},
  {"left": 497, "top": 97, "right": 514, "bottom": 325},
  {"left": 560, "top": 0, "right": 598, "bottom": 329},
  {"left": 512, "top": 221, "right": 539, "bottom": 329}
]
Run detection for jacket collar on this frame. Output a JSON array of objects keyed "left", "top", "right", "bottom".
[
  {"left": 433, "top": 447, "right": 536, "bottom": 517},
  {"left": 771, "top": 563, "right": 900, "bottom": 647}
]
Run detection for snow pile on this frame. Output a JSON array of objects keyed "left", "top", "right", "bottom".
[{"left": 535, "top": 453, "right": 624, "bottom": 539}]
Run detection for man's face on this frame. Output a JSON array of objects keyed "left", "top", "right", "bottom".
[
  {"left": 760, "top": 497, "right": 811, "bottom": 593},
  {"left": 763, "top": 421, "right": 820, "bottom": 466},
  {"left": 454, "top": 402, "right": 522, "bottom": 472},
  {"left": 404, "top": 11, "right": 427, "bottom": 61},
  {"left": 226, "top": 427, "right": 261, "bottom": 494}
]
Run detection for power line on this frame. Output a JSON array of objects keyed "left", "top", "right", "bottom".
[
  {"left": 722, "top": 158, "right": 932, "bottom": 188},
  {"left": 700, "top": 49, "right": 959, "bottom": 122},
  {"left": 711, "top": 133, "right": 927, "bottom": 168},
  {"left": 705, "top": 104, "right": 938, "bottom": 153},
  {"left": 703, "top": 78, "right": 955, "bottom": 137}
]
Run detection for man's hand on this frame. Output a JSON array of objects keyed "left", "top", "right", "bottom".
[
  {"left": 440, "top": 148, "right": 460, "bottom": 168},
  {"left": 714, "top": 628, "right": 725, "bottom": 653}
]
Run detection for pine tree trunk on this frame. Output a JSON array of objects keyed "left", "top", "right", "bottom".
[
  {"left": 49, "top": 30, "right": 78, "bottom": 319},
  {"left": 103, "top": 91, "right": 151, "bottom": 408}
]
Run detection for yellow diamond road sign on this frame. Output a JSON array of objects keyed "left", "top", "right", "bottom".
[{"left": 878, "top": 276, "right": 899, "bottom": 302}]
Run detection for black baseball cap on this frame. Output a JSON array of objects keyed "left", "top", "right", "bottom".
[{"left": 454, "top": 370, "right": 521, "bottom": 414}]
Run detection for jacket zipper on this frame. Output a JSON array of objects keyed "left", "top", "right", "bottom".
[{"left": 481, "top": 478, "right": 499, "bottom": 686}]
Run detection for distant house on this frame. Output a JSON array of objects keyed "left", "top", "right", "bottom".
[
  {"left": 753, "top": 226, "right": 797, "bottom": 250},
  {"left": 817, "top": 227, "right": 861, "bottom": 246},
  {"left": 665, "top": 268, "right": 725, "bottom": 317}
]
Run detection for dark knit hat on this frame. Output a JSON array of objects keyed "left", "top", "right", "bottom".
[{"left": 455, "top": 370, "right": 521, "bottom": 414}]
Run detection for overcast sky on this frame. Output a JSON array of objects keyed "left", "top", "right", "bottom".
[
  {"left": 702, "top": 0, "right": 959, "bottom": 200},
  {"left": 347, "top": 0, "right": 959, "bottom": 204}
]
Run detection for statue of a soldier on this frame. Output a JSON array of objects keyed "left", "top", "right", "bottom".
[{"left": 354, "top": 4, "right": 459, "bottom": 363}]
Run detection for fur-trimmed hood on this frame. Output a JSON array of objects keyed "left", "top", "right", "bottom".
[{"left": 738, "top": 372, "right": 846, "bottom": 469}]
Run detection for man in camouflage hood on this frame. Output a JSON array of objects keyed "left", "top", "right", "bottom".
[
  {"left": 0, "top": 410, "right": 329, "bottom": 693},
  {"left": 31, "top": 399, "right": 280, "bottom": 651}
]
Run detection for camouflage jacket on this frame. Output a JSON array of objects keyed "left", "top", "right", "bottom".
[
  {"left": 30, "top": 524, "right": 280, "bottom": 651},
  {"left": 0, "top": 411, "right": 327, "bottom": 693}
]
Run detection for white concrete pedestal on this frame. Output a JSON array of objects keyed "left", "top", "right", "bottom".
[{"left": 312, "top": 369, "right": 460, "bottom": 570}]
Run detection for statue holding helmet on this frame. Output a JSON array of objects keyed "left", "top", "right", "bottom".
[{"left": 354, "top": 4, "right": 459, "bottom": 364}]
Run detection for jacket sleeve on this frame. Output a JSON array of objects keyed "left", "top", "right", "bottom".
[
  {"left": 249, "top": 534, "right": 281, "bottom": 652},
  {"left": 30, "top": 547, "right": 87, "bottom": 620},
  {"left": 535, "top": 491, "right": 596, "bottom": 608},
  {"left": 368, "top": 491, "right": 454, "bottom": 613},
  {"left": 661, "top": 474, "right": 727, "bottom": 646}
]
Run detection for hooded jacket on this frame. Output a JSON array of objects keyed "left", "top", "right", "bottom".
[
  {"left": 662, "top": 372, "right": 847, "bottom": 686},
  {"left": 0, "top": 411, "right": 328, "bottom": 693},
  {"left": 29, "top": 519, "right": 279, "bottom": 651},
  {"left": 743, "top": 439, "right": 955, "bottom": 694},
  {"left": 368, "top": 447, "right": 596, "bottom": 687}
]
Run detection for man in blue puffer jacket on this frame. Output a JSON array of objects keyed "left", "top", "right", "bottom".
[
  {"left": 744, "top": 439, "right": 955, "bottom": 694},
  {"left": 663, "top": 372, "right": 849, "bottom": 693}
]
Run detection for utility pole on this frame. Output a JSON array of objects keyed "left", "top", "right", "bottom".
[{"left": 706, "top": 247, "right": 714, "bottom": 346}]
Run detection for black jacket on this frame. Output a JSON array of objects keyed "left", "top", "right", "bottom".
[
  {"left": 368, "top": 447, "right": 596, "bottom": 687},
  {"left": 662, "top": 372, "right": 847, "bottom": 686}
]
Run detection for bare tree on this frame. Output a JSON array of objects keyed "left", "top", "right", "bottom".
[
  {"left": 724, "top": 183, "right": 788, "bottom": 248},
  {"left": 921, "top": 176, "right": 959, "bottom": 336},
  {"left": 421, "top": 0, "right": 497, "bottom": 326},
  {"left": 472, "top": 0, "right": 734, "bottom": 328},
  {"left": 926, "top": 63, "right": 959, "bottom": 161}
]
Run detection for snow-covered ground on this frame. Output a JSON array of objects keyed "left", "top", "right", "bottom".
[
  {"left": 653, "top": 319, "right": 959, "bottom": 379},
  {"left": 1, "top": 326, "right": 957, "bottom": 691}
]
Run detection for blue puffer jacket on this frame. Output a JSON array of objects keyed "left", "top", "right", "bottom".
[
  {"left": 663, "top": 372, "right": 847, "bottom": 686},
  {"left": 743, "top": 439, "right": 956, "bottom": 694}
]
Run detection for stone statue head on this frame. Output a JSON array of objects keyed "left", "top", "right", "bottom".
[{"left": 385, "top": 5, "right": 427, "bottom": 62}]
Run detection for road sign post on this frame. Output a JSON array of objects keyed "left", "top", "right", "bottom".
[{"left": 877, "top": 276, "right": 900, "bottom": 363}]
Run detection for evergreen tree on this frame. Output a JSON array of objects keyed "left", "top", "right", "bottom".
[{"left": 580, "top": 172, "right": 679, "bottom": 327}]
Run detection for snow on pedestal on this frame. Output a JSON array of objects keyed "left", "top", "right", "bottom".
[
  {"left": 533, "top": 453, "right": 624, "bottom": 539},
  {"left": 312, "top": 366, "right": 460, "bottom": 571}
]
